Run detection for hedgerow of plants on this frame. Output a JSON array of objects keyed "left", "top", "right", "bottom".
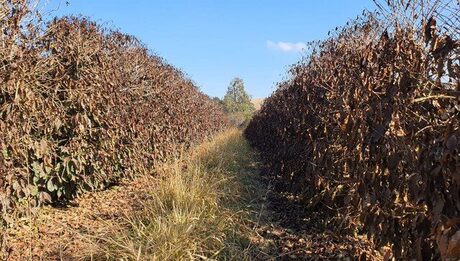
[
  {"left": 0, "top": 1, "right": 227, "bottom": 220},
  {"left": 245, "top": 0, "right": 459, "bottom": 259}
]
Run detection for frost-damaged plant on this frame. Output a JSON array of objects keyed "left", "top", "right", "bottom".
[
  {"left": 245, "top": 0, "right": 459, "bottom": 259},
  {"left": 0, "top": 0, "right": 228, "bottom": 224}
]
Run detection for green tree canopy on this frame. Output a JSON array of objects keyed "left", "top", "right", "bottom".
[{"left": 222, "top": 78, "right": 255, "bottom": 115}]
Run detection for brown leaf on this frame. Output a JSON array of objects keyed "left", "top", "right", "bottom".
[
  {"left": 424, "top": 17, "right": 436, "bottom": 44},
  {"left": 39, "top": 191, "right": 52, "bottom": 203},
  {"left": 446, "top": 134, "right": 458, "bottom": 152},
  {"left": 446, "top": 230, "right": 460, "bottom": 258}
]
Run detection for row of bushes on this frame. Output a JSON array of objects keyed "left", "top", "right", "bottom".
[
  {"left": 245, "top": 1, "right": 459, "bottom": 259},
  {"left": 0, "top": 1, "right": 227, "bottom": 220}
]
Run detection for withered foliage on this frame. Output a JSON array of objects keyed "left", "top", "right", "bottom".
[
  {"left": 0, "top": 1, "right": 227, "bottom": 220},
  {"left": 245, "top": 0, "right": 459, "bottom": 259}
]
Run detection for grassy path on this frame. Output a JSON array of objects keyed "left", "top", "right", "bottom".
[
  {"left": 4, "top": 129, "right": 380, "bottom": 260},
  {"left": 4, "top": 129, "right": 270, "bottom": 260},
  {"left": 91, "top": 128, "right": 270, "bottom": 260}
]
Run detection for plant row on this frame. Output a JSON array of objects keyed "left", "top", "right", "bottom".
[
  {"left": 245, "top": 1, "right": 459, "bottom": 259},
  {"left": 0, "top": 1, "right": 227, "bottom": 220}
]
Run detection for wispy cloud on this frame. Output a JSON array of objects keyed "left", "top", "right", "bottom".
[{"left": 266, "top": 40, "right": 306, "bottom": 52}]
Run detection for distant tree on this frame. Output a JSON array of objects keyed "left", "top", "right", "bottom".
[{"left": 222, "top": 78, "right": 255, "bottom": 117}]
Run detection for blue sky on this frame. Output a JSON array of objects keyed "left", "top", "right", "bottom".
[{"left": 44, "top": 0, "right": 375, "bottom": 98}]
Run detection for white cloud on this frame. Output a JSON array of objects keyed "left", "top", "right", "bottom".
[{"left": 267, "top": 40, "right": 306, "bottom": 52}]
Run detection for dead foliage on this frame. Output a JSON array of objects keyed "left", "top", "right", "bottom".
[
  {"left": 245, "top": 0, "right": 459, "bottom": 259},
  {"left": 0, "top": 0, "right": 227, "bottom": 224}
]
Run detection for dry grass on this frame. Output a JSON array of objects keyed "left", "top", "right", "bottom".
[
  {"left": 89, "top": 128, "right": 267, "bottom": 260},
  {"left": 251, "top": 99, "right": 265, "bottom": 111}
]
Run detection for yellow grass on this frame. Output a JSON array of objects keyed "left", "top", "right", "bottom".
[
  {"left": 251, "top": 98, "right": 265, "bottom": 111},
  {"left": 91, "top": 128, "right": 267, "bottom": 260}
]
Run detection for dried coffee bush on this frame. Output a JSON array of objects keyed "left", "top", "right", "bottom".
[
  {"left": 0, "top": 1, "right": 228, "bottom": 223},
  {"left": 245, "top": 0, "right": 459, "bottom": 259}
]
